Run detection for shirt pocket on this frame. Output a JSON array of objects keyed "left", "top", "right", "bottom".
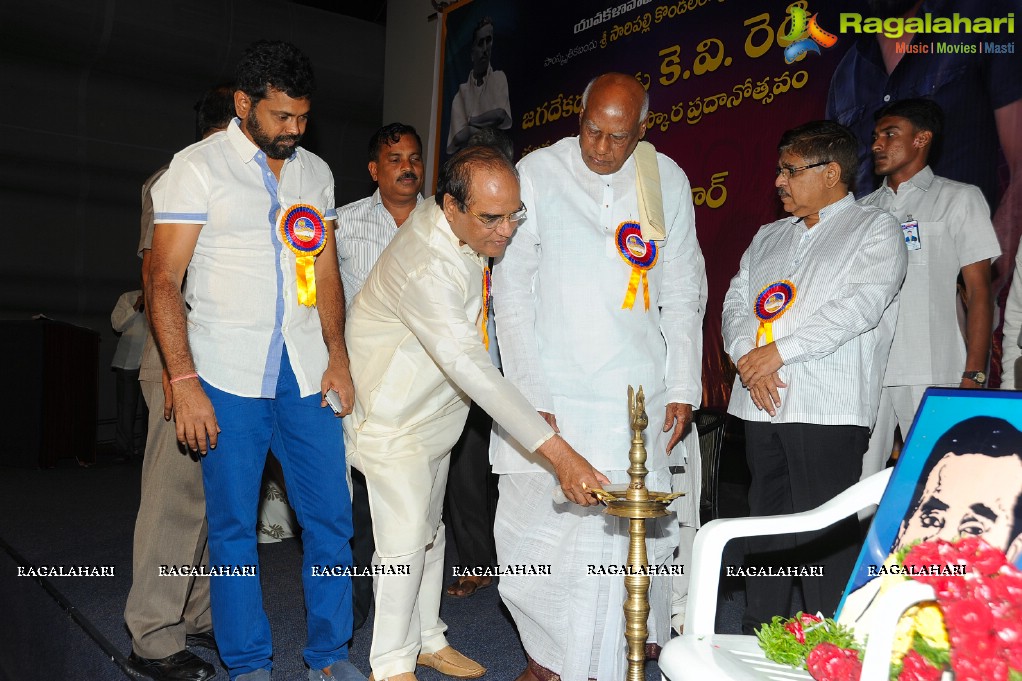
[
  {"left": 830, "top": 101, "right": 866, "bottom": 129},
  {"left": 909, "top": 221, "right": 947, "bottom": 267},
  {"left": 912, "top": 63, "right": 968, "bottom": 97}
]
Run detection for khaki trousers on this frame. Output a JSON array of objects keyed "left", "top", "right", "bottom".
[{"left": 124, "top": 379, "right": 211, "bottom": 658}]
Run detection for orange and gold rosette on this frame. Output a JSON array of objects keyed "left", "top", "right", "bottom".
[{"left": 279, "top": 204, "right": 327, "bottom": 306}]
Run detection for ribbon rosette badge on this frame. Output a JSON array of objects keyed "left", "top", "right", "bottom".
[
  {"left": 616, "top": 222, "right": 658, "bottom": 311},
  {"left": 755, "top": 280, "right": 796, "bottom": 346},
  {"left": 280, "top": 204, "right": 327, "bottom": 306},
  {"left": 480, "top": 266, "right": 492, "bottom": 350}
]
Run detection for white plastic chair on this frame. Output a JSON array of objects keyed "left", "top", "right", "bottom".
[{"left": 659, "top": 468, "right": 938, "bottom": 681}]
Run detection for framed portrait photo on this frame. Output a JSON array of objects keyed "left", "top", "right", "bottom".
[{"left": 838, "top": 388, "right": 1022, "bottom": 625}]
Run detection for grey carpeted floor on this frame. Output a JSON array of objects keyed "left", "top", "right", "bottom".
[{"left": 2, "top": 454, "right": 737, "bottom": 681}]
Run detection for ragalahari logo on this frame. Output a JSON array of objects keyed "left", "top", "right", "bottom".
[{"left": 782, "top": 5, "right": 839, "bottom": 63}]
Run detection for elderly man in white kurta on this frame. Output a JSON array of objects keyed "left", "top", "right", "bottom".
[
  {"left": 491, "top": 73, "right": 707, "bottom": 681},
  {"left": 344, "top": 146, "right": 607, "bottom": 681}
]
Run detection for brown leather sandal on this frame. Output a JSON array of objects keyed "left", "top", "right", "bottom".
[{"left": 444, "top": 575, "right": 493, "bottom": 598}]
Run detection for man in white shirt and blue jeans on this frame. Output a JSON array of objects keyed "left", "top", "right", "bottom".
[
  {"left": 723, "top": 120, "right": 907, "bottom": 633},
  {"left": 148, "top": 40, "right": 363, "bottom": 681}
]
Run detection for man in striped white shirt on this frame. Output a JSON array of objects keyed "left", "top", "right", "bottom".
[
  {"left": 336, "top": 123, "right": 424, "bottom": 630},
  {"left": 337, "top": 123, "right": 424, "bottom": 309},
  {"left": 722, "top": 120, "right": 907, "bottom": 633}
]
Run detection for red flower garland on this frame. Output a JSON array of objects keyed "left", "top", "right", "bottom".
[
  {"left": 807, "top": 643, "right": 862, "bottom": 681},
  {"left": 806, "top": 537, "right": 1022, "bottom": 681},
  {"left": 786, "top": 613, "right": 824, "bottom": 644}
]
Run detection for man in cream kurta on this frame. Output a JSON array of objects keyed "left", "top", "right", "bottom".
[
  {"left": 490, "top": 73, "right": 707, "bottom": 681},
  {"left": 344, "top": 146, "right": 606, "bottom": 681}
]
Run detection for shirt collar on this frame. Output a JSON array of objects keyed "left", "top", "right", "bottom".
[
  {"left": 226, "top": 117, "right": 301, "bottom": 166},
  {"left": 226, "top": 118, "right": 257, "bottom": 162},
  {"left": 881, "top": 165, "right": 935, "bottom": 194},
  {"left": 468, "top": 65, "right": 494, "bottom": 88},
  {"left": 789, "top": 192, "right": 855, "bottom": 226},
  {"left": 371, "top": 188, "right": 424, "bottom": 210},
  {"left": 818, "top": 192, "right": 855, "bottom": 221},
  {"left": 431, "top": 199, "right": 487, "bottom": 263}
]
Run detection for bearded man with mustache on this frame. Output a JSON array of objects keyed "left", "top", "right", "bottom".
[{"left": 148, "top": 40, "right": 364, "bottom": 681}]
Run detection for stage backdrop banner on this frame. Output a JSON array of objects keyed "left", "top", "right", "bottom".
[{"left": 437, "top": 0, "right": 863, "bottom": 407}]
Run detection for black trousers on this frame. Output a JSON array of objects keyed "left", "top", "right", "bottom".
[
  {"left": 114, "top": 368, "right": 146, "bottom": 457},
  {"left": 445, "top": 402, "right": 498, "bottom": 571},
  {"left": 349, "top": 468, "right": 374, "bottom": 630},
  {"left": 741, "top": 421, "right": 866, "bottom": 634}
]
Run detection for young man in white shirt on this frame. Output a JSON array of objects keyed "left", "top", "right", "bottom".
[{"left": 861, "top": 97, "right": 1000, "bottom": 476}]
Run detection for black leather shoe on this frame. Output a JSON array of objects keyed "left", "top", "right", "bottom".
[
  {"left": 128, "top": 650, "right": 216, "bottom": 680},
  {"left": 185, "top": 630, "right": 218, "bottom": 652}
]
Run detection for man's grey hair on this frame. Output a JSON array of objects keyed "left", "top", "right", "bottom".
[
  {"left": 581, "top": 75, "right": 649, "bottom": 125},
  {"left": 777, "top": 120, "right": 859, "bottom": 190}
]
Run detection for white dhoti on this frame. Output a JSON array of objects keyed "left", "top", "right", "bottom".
[
  {"left": 495, "top": 468, "right": 680, "bottom": 681},
  {"left": 669, "top": 440, "right": 701, "bottom": 630}
]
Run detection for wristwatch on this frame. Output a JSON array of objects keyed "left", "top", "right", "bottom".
[{"left": 962, "top": 370, "right": 987, "bottom": 385}]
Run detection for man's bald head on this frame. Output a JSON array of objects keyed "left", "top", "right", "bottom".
[
  {"left": 578, "top": 73, "right": 648, "bottom": 175},
  {"left": 581, "top": 73, "right": 649, "bottom": 125}
]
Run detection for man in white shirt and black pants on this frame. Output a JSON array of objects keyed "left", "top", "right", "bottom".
[{"left": 722, "top": 120, "right": 907, "bottom": 633}]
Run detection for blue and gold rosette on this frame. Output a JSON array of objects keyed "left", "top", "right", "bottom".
[
  {"left": 754, "top": 280, "right": 796, "bottom": 346},
  {"left": 616, "top": 222, "right": 658, "bottom": 310},
  {"left": 279, "top": 204, "right": 327, "bottom": 306}
]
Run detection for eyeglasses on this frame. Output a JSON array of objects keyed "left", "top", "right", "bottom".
[
  {"left": 775, "top": 161, "right": 831, "bottom": 179},
  {"left": 467, "top": 204, "right": 528, "bottom": 229}
]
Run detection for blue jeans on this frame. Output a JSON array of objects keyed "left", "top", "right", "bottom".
[{"left": 199, "top": 347, "right": 353, "bottom": 678}]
